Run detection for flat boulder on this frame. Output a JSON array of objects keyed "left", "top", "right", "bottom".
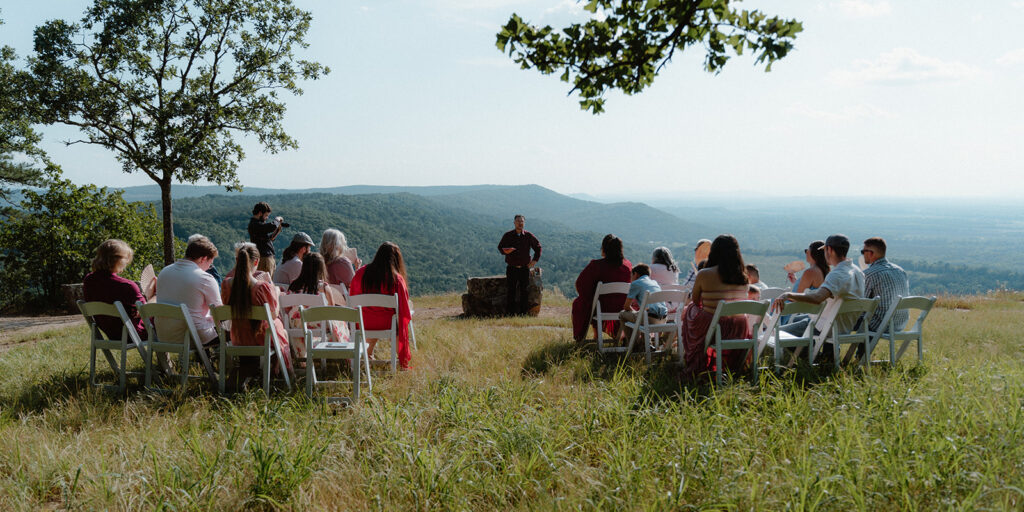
[{"left": 462, "top": 271, "right": 543, "bottom": 317}]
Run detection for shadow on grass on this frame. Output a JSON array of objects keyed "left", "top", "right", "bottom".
[{"left": 521, "top": 338, "right": 929, "bottom": 404}]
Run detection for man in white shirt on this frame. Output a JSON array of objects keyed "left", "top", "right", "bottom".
[
  {"left": 774, "top": 234, "right": 865, "bottom": 358},
  {"left": 156, "top": 236, "right": 222, "bottom": 345},
  {"left": 273, "top": 232, "right": 314, "bottom": 284}
]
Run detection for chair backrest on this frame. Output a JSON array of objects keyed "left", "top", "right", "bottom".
[
  {"left": 590, "top": 281, "right": 630, "bottom": 318},
  {"left": 78, "top": 300, "right": 123, "bottom": 342},
  {"left": 761, "top": 287, "right": 786, "bottom": 301},
  {"left": 645, "top": 289, "right": 686, "bottom": 306},
  {"left": 705, "top": 300, "right": 769, "bottom": 347},
  {"left": 279, "top": 292, "right": 328, "bottom": 310},
  {"left": 347, "top": 293, "right": 399, "bottom": 310},
  {"left": 881, "top": 295, "right": 936, "bottom": 335},
  {"left": 138, "top": 301, "right": 200, "bottom": 345},
  {"left": 834, "top": 297, "right": 880, "bottom": 333},
  {"left": 211, "top": 303, "right": 273, "bottom": 323},
  {"left": 301, "top": 305, "right": 362, "bottom": 325},
  {"left": 660, "top": 284, "right": 685, "bottom": 292}
]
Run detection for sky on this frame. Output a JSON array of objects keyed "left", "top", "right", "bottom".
[{"left": 2, "top": 1, "right": 1022, "bottom": 198}]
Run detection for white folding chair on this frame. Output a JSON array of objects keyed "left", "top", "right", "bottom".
[
  {"left": 77, "top": 300, "right": 148, "bottom": 394},
  {"left": 274, "top": 282, "right": 290, "bottom": 293},
  {"left": 589, "top": 281, "right": 631, "bottom": 354},
  {"left": 623, "top": 290, "right": 687, "bottom": 364},
  {"left": 346, "top": 293, "right": 400, "bottom": 374},
  {"left": 408, "top": 299, "right": 418, "bottom": 351},
  {"left": 759, "top": 301, "right": 825, "bottom": 372},
  {"left": 301, "top": 305, "right": 371, "bottom": 403},
  {"left": 138, "top": 302, "right": 217, "bottom": 393},
  {"left": 827, "top": 297, "right": 880, "bottom": 369},
  {"left": 866, "top": 296, "right": 936, "bottom": 368},
  {"left": 760, "top": 287, "right": 786, "bottom": 302},
  {"left": 660, "top": 284, "right": 685, "bottom": 292},
  {"left": 703, "top": 300, "right": 770, "bottom": 385},
  {"left": 212, "top": 304, "right": 293, "bottom": 395},
  {"left": 279, "top": 292, "right": 328, "bottom": 365}
]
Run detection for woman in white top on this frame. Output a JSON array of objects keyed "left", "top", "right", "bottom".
[{"left": 649, "top": 246, "right": 680, "bottom": 287}]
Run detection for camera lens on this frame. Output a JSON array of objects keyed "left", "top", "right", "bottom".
[{"left": 280, "top": 222, "right": 291, "bottom": 228}]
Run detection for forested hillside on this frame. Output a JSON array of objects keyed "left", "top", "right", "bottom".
[{"left": 172, "top": 192, "right": 649, "bottom": 296}]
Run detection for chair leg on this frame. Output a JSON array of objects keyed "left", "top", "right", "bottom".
[
  {"left": 917, "top": 336, "right": 923, "bottom": 362},
  {"left": 218, "top": 350, "right": 227, "bottom": 395},
  {"left": 90, "top": 344, "right": 98, "bottom": 388},
  {"left": 145, "top": 344, "right": 153, "bottom": 390},
  {"left": 120, "top": 347, "right": 128, "bottom": 394},
  {"left": 716, "top": 342, "right": 723, "bottom": 386},
  {"left": 353, "top": 352, "right": 361, "bottom": 402},
  {"left": 306, "top": 353, "right": 314, "bottom": 398},
  {"left": 263, "top": 348, "right": 272, "bottom": 396},
  {"left": 889, "top": 337, "right": 896, "bottom": 368}
]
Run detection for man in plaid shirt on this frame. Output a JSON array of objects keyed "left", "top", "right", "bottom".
[{"left": 862, "top": 237, "right": 910, "bottom": 333}]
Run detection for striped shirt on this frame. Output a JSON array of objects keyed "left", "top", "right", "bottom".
[{"left": 864, "top": 258, "right": 910, "bottom": 332}]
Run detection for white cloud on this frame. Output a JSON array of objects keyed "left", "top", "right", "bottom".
[
  {"left": 790, "top": 103, "right": 893, "bottom": 122},
  {"left": 544, "top": 0, "right": 607, "bottom": 21},
  {"left": 833, "top": 0, "right": 892, "bottom": 18},
  {"left": 996, "top": 48, "right": 1024, "bottom": 67},
  {"left": 1013, "top": 1, "right": 1024, "bottom": 11},
  {"left": 828, "top": 48, "right": 979, "bottom": 86}
]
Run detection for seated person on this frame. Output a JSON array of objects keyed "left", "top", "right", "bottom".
[
  {"left": 746, "top": 264, "right": 768, "bottom": 290},
  {"left": 680, "top": 235, "right": 752, "bottom": 379},
  {"left": 283, "top": 252, "right": 348, "bottom": 357},
  {"left": 221, "top": 243, "right": 291, "bottom": 374},
  {"left": 350, "top": 242, "right": 413, "bottom": 370},
  {"left": 747, "top": 284, "right": 761, "bottom": 301},
  {"left": 155, "top": 236, "right": 221, "bottom": 346},
  {"left": 320, "top": 228, "right": 361, "bottom": 290},
  {"left": 272, "top": 232, "right": 315, "bottom": 284},
  {"left": 570, "top": 234, "right": 633, "bottom": 342},
  {"left": 82, "top": 239, "right": 147, "bottom": 341},
  {"left": 680, "top": 239, "right": 711, "bottom": 292},
  {"left": 650, "top": 246, "right": 680, "bottom": 286},
  {"left": 617, "top": 264, "right": 668, "bottom": 344},
  {"left": 862, "top": 236, "right": 910, "bottom": 333},
  {"left": 774, "top": 235, "right": 865, "bottom": 358},
  {"left": 788, "top": 240, "right": 829, "bottom": 293}
]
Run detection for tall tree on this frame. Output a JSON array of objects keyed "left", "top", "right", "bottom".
[
  {"left": 0, "top": 13, "right": 46, "bottom": 207},
  {"left": 496, "top": 0, "right": 802, "bottom": 113},
  {"left": 28, "top": 0, "right": 328, "bottom": 264}
]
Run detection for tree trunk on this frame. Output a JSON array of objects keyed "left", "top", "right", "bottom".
[{"left": 160, "top": 176, "right": 174, "bottom": 265}]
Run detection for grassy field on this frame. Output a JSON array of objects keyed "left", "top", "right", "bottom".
[{"left": 0, "top": 291, "right": 1022, "bottom": 510}]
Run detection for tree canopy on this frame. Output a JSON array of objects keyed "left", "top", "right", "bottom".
[
  {"left": 28, "top": 0, "right": 328, "bottom": 263},
  {"left": 0, "top": 13, "right": 46, "bottom": 206},
  {"left": 496, "top": 0, "right": 803, "bottom": 113}
]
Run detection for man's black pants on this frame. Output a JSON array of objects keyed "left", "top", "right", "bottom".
[{"left": 506, "top": 265, "right": 530, "bottom": 315}]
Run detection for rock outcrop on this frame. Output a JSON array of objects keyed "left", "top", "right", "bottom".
[{"left": 461, "top": 271, "right": 543, "bottom": 317}]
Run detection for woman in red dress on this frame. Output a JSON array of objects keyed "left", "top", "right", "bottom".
[
  {"left": 221, "top": 243, "right": 291, "bottom": 373},
  {"left": 571, "top": 234, "right": 633, "bottom": 342},
  {"left": 350, "top": 242, "right": 412, "bottom": 370},
  {"left": 680, "top": 234, "right": 751, "bottom": 380}
]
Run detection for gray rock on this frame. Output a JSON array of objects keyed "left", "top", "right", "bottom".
[{"left": 462, "top": 270, "right": 543, "bottom": 317}]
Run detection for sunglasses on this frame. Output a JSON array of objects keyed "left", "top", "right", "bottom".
[{"left": 860, "top": 249, "right": 874, "bottom": 255}]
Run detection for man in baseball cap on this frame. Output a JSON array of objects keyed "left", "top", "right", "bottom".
[
  {"left": 272, "top": 232, "right": 316, "bottom": 285},
  {"left": 773, "top": 234, "right": 866, "bottom": 361}
]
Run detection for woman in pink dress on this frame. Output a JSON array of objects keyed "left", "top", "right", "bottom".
[
  {"left": 571, "top": 234, "right": 633, "bottom": 342},
  {"left": 350, "top": 242, "right": 412, "bottom": 370},
  {"left": 680, "top": 234, "right": 752, "bottom": 380},
  {"left": 221, "top": 243, "right": 291, "bottom": 373}
]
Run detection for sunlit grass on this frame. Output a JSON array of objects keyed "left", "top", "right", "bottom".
[{"left": 0, "top": 292, "right": 1021, "bottom": 509}]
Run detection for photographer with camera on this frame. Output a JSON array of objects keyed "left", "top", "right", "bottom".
[{"left": 248, "top": 201, "right": 287, "bottom": 275}]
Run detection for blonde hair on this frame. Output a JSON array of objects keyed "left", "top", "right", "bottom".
[
  {"left": 91, "top": 239, "right": 133, "bottom": 274},
  {"left": 320, "top": 229, "right": 349, "bottom": 263}
]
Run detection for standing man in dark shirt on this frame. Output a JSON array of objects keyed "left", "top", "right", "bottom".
[
  {"left": 247, "top": 201, "right": 284, "bottom": 276},
  {"left": 498, "top": 214, "right": 542, "bottom": 315}
]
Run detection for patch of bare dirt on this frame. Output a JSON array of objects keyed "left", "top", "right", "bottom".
[
  {"left": 0, "top": 315, "right": 84, "bottom": 343},
  {"left": 414, "top": 305, "right": 571, "bottom": 321}
]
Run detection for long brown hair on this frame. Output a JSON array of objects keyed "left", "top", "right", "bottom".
[
  {"left": 361, "top": 242, "right": 407, "bottom": 292},
  {"left": 808, "top": 240, "right": 830, "bottom": 279},
  {"left": 289, "top": 252, "right": 327, "bottom": 294},
  {"left": 706, "top": 234, "right": 748, "bottom": 286},
  {"left": 230, "top": 243, "right": 260, "bottom": 326}
]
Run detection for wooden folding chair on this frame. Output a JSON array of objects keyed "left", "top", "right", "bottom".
[
  {"left": 77, "top": 300, "right": 148, "bottom": 394},
  {"left": 623, "top": 290, "right": 687, "bottom": 364},
  {"left": 704, "top": 300, "right": 769, "bottom": 385},
  {"left": 211, "top": 304, "right": 293, "bottom": 395},
  {"left": 346, "top": 293, "right": 400, "bottom": 374},
  {"left": 866, "top": 296, "right": 936, "bottom": 368},
  {"left": 301, "top": 305, "right": 371, "bottom": 404},
  {"left": 589, "top": 281, "right": 631, "bottom": 354},
  {"left": 137, "top": 302, "right": 217, "bottom": 393}
]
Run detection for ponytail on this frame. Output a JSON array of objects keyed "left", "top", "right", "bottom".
[{"left": 230, "top": 245, "right": 258, "bottom": 326}]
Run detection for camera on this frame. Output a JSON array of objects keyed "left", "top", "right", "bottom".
[{"left": 280, "top": 222, "right": 291, "bottom": 228}]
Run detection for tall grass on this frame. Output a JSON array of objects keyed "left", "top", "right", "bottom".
[{"left": 0, "top": 291, "right": 1021, "bottom": 509}]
